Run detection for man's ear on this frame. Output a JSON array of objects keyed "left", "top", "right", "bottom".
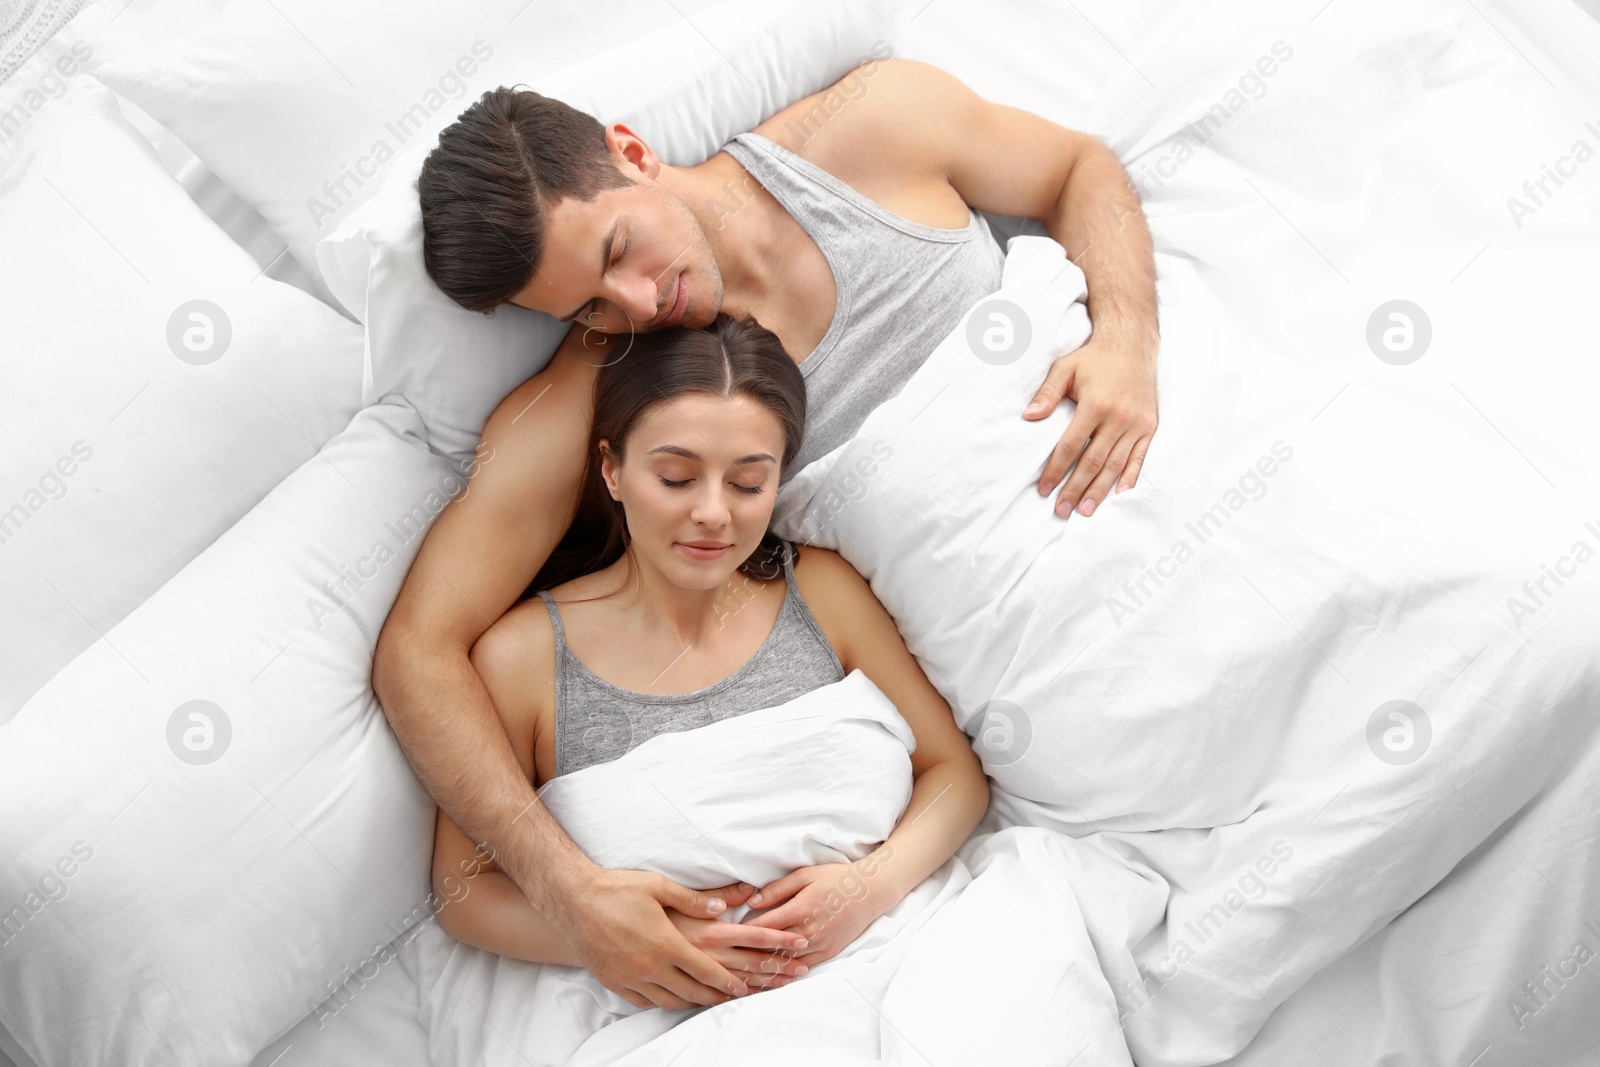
[{"left": 605, "top": 122, "right": 660, "bottom": 180}]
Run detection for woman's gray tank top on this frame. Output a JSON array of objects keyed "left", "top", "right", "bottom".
[
  {"left": 538, "top": 542, "right": 846, "bottom": 779},
  {"left": 720, "top": 132, "right": 1007, "bottom": 479}
]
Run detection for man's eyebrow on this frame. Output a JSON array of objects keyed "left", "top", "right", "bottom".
[
  {"left": 557, "top": 217, "right": 620, "bottom": 323},
  {"left": 646, "top": 445, "right": 778, "bottom": 465}
]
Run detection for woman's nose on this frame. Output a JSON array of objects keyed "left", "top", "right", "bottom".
[{"left": 690, "top": 487, "right": 732, "bottom": 528}]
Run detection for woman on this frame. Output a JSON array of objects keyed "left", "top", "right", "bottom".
[{"left": 431, "top": 312, "right": 988, "bottom": 1003}]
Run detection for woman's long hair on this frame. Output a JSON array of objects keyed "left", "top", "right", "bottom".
[{"left": 525, "top": 312, "right": 807, "bottom": 599}]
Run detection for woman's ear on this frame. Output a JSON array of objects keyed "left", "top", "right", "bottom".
[{"left": 598, "top": 439, "right": 622, "bottom": 501}]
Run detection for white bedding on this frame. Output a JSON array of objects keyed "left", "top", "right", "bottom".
[
  {"left": 395, "top": 672, "right": 1133, "bottom": 1067},
  {"left": 6, "top": 1, "right": 1600, "bottom": 1066}
]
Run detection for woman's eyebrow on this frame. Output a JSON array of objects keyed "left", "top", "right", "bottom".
[{"left": 646, "top": 445, "right": 777, "bottom": 465}]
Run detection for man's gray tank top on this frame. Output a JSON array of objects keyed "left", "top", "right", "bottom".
[
  {"left": 720, "top": 132, "right": 1006, "bottom": 480},
  {"left": 537, "top": 541, "right": 846, "bottom": 779}
]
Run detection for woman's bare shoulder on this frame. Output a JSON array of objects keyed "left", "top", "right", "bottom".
[
  {"left": 469, "top": 596, "right": 557, "bottom": 735},
  {"left": 790, "top": 543, "right": 878, "bottom": 653}
]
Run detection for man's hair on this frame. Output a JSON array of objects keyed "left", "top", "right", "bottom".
[{"left": 417, "top": 87, "right": 635, "bottom": 313}]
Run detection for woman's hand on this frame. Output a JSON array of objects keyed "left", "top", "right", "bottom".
[
  {"left": 741, "top": 862, "right": 890, "bottom": 968},
  {"left": 664, "top": 882, "right": 813, "bottom": 992}
]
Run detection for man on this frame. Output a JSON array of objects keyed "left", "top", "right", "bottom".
[{"left": 374, "top": 56, "right": 1159, "bottom": 1013}]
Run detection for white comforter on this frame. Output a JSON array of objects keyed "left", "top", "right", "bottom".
[
  {"left": 767, "top": 235, "right": 1600, "bottom": 1065},
  {"left": 398, "top": 671, "right": 1134, "bottom": 1066}
]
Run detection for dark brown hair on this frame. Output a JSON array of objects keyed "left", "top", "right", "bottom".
[
  {"left": 527, "top": 313, "right": 806, "bottom": 598},
  {"left": 418, "top": 87, "right": 634, "bottom": 313}
]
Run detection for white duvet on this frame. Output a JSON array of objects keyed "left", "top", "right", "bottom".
[
  {"left": 767, "top": 237, "right": 1600, "bottom": 1064},
  {"left": 398, "top": 671, "right": 1134, "bottom": 1066}
]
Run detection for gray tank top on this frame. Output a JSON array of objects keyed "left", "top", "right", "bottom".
[
  {"left": 538, "top": 542, "right": 846, "bottom": 779},
  {"left": 720, "top": 132, "right": 1006, "bottom": 479}
]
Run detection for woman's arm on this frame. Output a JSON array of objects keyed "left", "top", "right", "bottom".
[
  {"left": 750, "top": 547, "right": 990, "bottom": 961},
  {"left": 433, "top": 807, "right": 583, "bottom": 965},
  {"left": 429, "top": 607, "right": 581, "bottom": 963}
]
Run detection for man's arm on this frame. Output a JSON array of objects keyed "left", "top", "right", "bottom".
[
  {"left": 843, "top": 59, "right": 1161, "bottom": 520},
  {"left": 372, "top": 328, "right": 799, "bottom": 1009}
]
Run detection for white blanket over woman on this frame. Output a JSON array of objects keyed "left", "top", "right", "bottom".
[{"left": 398, "top": 670, "right": 1133, "bottom": 1066}]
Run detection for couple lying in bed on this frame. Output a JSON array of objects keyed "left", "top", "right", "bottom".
[
  {"left": 430, "top": 311, "right": 990, "bottom": 1002},
  {"left": 376, "top": 60, "right": 1160, "bottom": 1014}
]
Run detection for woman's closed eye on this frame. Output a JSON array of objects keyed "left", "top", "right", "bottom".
[{"left": 658, "top": 476, "right": 765, "bottom": 495}]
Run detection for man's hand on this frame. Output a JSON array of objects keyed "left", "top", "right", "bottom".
[
  {"left": 1026, "top": 333, "right": 1159, "bottom": 519},
  {"left": 556, "top": 868, "right": 810, "bottom": 1010}
]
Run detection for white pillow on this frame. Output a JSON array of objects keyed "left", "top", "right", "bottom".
[
  {"left": 0, "top": 400, "right": 452, "bottom": 1067},
  {"left": 80, "top": 0, "right": 864, "bottom": 281},
  {"left": 316, "top": 0, "right": 911, "bottom": 464},
  {"left": 0, "top": 80, "right": 363, "bottom": 723}
]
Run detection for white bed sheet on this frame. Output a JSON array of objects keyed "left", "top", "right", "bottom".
[
  {"left": 247, "top": 934, "right": 432, "bottom": 1067},
  {"left": 7, "top": 1, "right": 1598, "bottom": 1065}
]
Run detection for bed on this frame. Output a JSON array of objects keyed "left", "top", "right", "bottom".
[{"left": 3, "top": 0, "right": 1599, "bottom": 1065}]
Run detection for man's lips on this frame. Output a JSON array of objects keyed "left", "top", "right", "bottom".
[{"left": 658, "top": 273, "right": 687, "bottom": 328}]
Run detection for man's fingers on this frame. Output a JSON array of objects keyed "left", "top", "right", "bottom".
[
  {"left": 654, "top": 874, "right": 728, "bottom": 919},
  {"left": 1039, "top": 413, "right": 1095, "bottom": 500},
  {"left": 638, "top": 980, "right": 699, "bottom": 1011},
  {"left": 1062, "top": 431, "right": 1139, "bottom": 518},
  {"left": 1024, "top": 353, "right": 1075, "bottom": 420},
  {"left": 739, "top": 969, "right": 799, "bottom": 990},
  {"left": 1055, "top": 429, "right": 1120, "bottom": 517},
  {"left": 1120, "top": 436, "right": 1152, "bottom": 492},
  {"left": 666, "top": 935, "right": 750, "bottom": 1000},
  {"left": 1073, "top": 434, "right": 1137, "bottom": 517}
]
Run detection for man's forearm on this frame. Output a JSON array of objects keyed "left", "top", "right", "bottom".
[
  {"left": 374, "top": 635, "right": 593, "bottom": 917},
  {"left": 1046, "top": 141, "right": 1160, "bottom": 356}
]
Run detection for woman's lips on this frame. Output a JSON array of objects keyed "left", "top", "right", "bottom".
[
  {"left": 676, "top": 541, "right": 731, "bottom": 561},
  {"left": 661, "top": 273, "right": 687, "bottom": 327}
]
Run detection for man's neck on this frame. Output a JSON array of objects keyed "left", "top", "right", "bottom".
[{"left": 659, "top": 152, "right": 787, "bottom": 321}]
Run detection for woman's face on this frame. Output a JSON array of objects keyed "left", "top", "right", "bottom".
[{"left": 601, "top": 392, "right": 786, "bottom": 591}]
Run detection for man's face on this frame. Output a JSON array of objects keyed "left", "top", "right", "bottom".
[{"left": 510, "top": 180, "right": 723, "bottom": 336}]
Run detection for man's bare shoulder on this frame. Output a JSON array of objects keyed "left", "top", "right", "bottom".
[
  {"left": 750, "top": 58, "right": 980, "bottom": 225},
  {"left": 756, "top": 59, "right": 980, "bottom": 169}
]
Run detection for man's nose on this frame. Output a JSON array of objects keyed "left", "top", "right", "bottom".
[{"left": 607, "top": 273, "right": 659, "bottom": 328}]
